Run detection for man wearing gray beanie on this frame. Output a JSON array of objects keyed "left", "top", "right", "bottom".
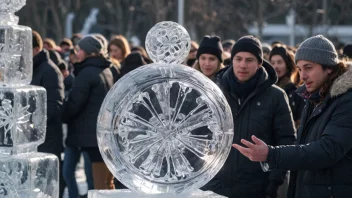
[
  {"left": 78, "top": 35, "right": 103, "bottom": 56},
  {"left": 233, "top": 34, "right": 352, "bottom": 198}
]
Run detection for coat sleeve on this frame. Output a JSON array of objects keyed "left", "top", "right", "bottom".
[
  {"left": 267, "top": 90, "right": 296, "bottom": 195},
  {"left": 62, "top": 69, "right": 92, "bottom": 122},
  {"left": 42, "top": 66, "right": 64, "bottom": 122},
  {"left": 267, "top": 98, "right": 352, "bottom": 171}
]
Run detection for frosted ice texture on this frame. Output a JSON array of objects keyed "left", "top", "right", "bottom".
[
  {"left": 97, "top": 64, "right": 234, "bottom": 194},
  {"left": 0, "top": 0, "right": 26, "bottom": 24},
  {"left": 88, "top": 189, "right": 226, "bottom": 198},
  {"left": 0, "top": 1, "right": 58, "bottom": 197},
  {"left": 0, "top": 86, "right": 46, "bottom": 155},
  {"left": 0, "top": 25, "right": 33, "bottom": 85},
  {"left": 0, "top": 0, "right": 26, "bottom": 14},
  {"left": 145, "top": 21, "right": 191, "bottom": 64},
  {"left": 0, "top": 152, "right": 59, "bottom": 197}
]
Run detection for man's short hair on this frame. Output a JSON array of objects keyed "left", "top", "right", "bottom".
[
  {"left": 60, "top": 38, "right": 73, "bottom": 47},
  {"left": 32, "top": 30, "right": 43, "bottom": 50}
]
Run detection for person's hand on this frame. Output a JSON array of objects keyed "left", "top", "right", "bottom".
[{"left": 232, "top": 135, "right": 269, "bottom": 162}]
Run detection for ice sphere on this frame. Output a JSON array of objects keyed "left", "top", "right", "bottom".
[
  {"left": 0, "top": 152, "right": 59, "bottom": 197},
  {"left": 145, "top": 21, "right": 191, "bottom": 64},
  {"left": 97, "top": 63, "right": 234, "bottom": 194},
  {"left": 88, "top": 189, "right": 226, "bottom": 198},
  {"left": 0, "top": 25, "right": 33, "bottom": 86},
  {"left": 0, "top": 85, "right": 46, "bottom": 155}
]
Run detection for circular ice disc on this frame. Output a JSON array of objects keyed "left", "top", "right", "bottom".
[
  {"left": 97, "top": 64, "right": 234, "bottom": 194},
  {"left": 145, "top": 21, "right": 191, "bottom": 64}
]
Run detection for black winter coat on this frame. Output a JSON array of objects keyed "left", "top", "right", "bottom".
[
  {"left": 202, "top": 62, "right": 296, "bottom": 198},
  {"left": 266, "top": 66, "right": 352, "bottom": 198},
  {"left": 63, "top": 56, "right": 114, "bottom": 148},
  {"left": 283, "top": 83, "right": 305, "bottom": 122},
  {"left": 31, "top": 50, "right": 65, "bottom": 155}
]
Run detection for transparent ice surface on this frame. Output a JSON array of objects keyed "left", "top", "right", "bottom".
[
  {"left": 0, "top": 0, "right": 26, "bottom": 14},
  {"left": 88, "top": 189, "right": 226, "bottom": 198},
  {"left": 0, "top": 1, "right": 59, "bottom": 197},
  {"left": 0, "top": 0, "right": 26, "bottom": 25},
  {"left": 0, "top": 25, "right": 33, "bottom": 86},
  {"left": 0, "top": 86, "right": 46, "bottom": 155},
  {"left": 145, "top": 21, "right": 191, "bottom": 64},
  {"left": 97, "top": 63, "right": 234, "bottom": 194},
  {"left": 0, "top": 152, "right": 59, "bottom": 198}
]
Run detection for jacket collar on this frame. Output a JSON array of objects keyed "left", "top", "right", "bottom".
[{"left": 330, "top": 64, "right": 352, "bottom": 97}]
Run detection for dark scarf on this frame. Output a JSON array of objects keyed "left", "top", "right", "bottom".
[
  {"left": 297, "top": 85, "right": 322, "bottom": 104},
  {"left": 226, "top": 66, "right": 263, "bottom": 100}
]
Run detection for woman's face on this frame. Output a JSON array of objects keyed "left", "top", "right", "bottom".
[
  {"left": 109, "top": 44, "right": 123, "bottom": 61},
  {"left": 199, "top": 54, "right": 220, "bottom": 78},
  {"left": 76, "top": 48, "right": 87, "bottom": 63},
  {"left": 270, "top": 55, "right": 287, "bottom": 79}
]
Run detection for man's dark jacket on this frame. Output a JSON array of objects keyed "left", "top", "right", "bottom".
[
  {"left": 267, "top": 65, "right": 352, "bottom": 198},
  {"left": 62, "top": 56, "right": 114, "bottom": 148},
  {"left": 202, "top": 61, "right": 296, "bottom": 198},
  {"left": 31, "top": 50, "right": 64, "bottom": 155}
]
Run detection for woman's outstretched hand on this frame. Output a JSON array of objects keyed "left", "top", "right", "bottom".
[{"left": 232, "top": 135, "right": 269, "bottom": 162}]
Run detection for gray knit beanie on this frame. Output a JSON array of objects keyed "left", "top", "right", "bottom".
[
  {"left": 295, "top": 35, "right": 338, "bottom": 66},
  {"left": 78, "top": 35, "right": 103, "bottom": 55}
]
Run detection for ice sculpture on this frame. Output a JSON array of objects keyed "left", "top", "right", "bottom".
[
  {"left": 94, "top": 21, "right": 233, "bottom": 197},
  {"left": 0, "top": 0, "right": 59, "bottom": 197}
]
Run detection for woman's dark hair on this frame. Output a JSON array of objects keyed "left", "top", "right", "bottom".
[{"left": 269, "top": 45, "right": 301, "bottom": 86}]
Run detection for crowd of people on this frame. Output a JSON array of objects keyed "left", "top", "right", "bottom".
[{"left": 33, "top": 29, "right": 352, "bottom": 198}]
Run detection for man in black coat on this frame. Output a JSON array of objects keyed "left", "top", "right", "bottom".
[
  {"left": 202, "top": 36, "right": 296, "bottom": 198},
  {"left": 31, "top": 31, "right": 65, "bottom": 197},
  {"left": 234, "top": 35, "right": 352, "bottom": 198}
]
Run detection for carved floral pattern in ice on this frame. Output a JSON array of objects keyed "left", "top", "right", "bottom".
[
  {"left": 118, "top": 82, "right": 221, "bottom": 182},
  {"left": 0, "top": 92, "right": 31, "bottom": 145},
  {"left": 145, "top": 21, "right": 191, "bottom": 64}
]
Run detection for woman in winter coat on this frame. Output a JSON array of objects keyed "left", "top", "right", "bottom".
[
  {"left": 269, "top": 45, "right": 305, "bottom": 126},
  {"left": 63, "top": 35, "right": 115, "bottom": 190},
  {"left": 193, "top": 35, "right": 225, "bottom": 79}
]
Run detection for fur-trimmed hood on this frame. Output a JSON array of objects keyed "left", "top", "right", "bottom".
[{"left": 330, "top": 63, "right": 352, "bottom": 97}]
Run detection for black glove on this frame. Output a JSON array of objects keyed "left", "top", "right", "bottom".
[{"left": 266, "top": 182, "right": 279, "bottom": 198}]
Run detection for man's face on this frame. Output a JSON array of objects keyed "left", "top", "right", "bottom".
[
  {"left": 61, "top": 44, "right": 71, "bottom": 54},
  {"left": 33, "top": 47, "right": 40, "bottom": 57},
  {"left": 297, "top": 60, "right": 332, "bottom": 93},
  {"left": 232, "top": 52, "right": 260, "bottom": 83}
]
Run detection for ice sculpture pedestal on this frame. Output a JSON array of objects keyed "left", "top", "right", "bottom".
[{"left": 88, "top": 189, "right": 226, "bottom": 198}]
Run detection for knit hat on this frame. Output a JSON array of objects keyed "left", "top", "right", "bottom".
[
  {"left": 343, "top": 44, "right": 352, "bottom": 59},
  {"left": 295, "top": 35, "right": 338, "bottom": 66},
  {"left": 78, "top": 35, "right": 103, "bottom": 55},
  {"left": 231, "top": 35, "right": 263, "bottom": 64},
  {"left": 196, "top": 36, "right": 223, "bottom": 62},
  {"left": 262, "top": 42, "right": 272, "bottom": 54}
]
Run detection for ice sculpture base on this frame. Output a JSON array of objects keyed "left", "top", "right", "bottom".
[
  {"left": 88, "top": 189, "right": 226, "bottom": 198},
  {"left": 0, "top": 152, "right": 59, "bottom": 197}
]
